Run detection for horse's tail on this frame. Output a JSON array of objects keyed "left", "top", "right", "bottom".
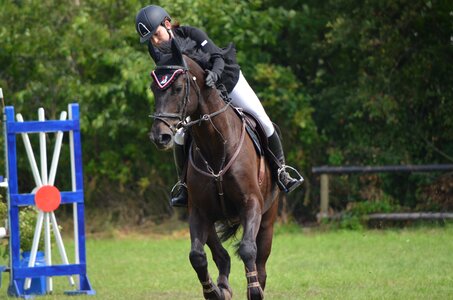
[{"left": 216, "top": 221, "right": 241, "bottom": 243}]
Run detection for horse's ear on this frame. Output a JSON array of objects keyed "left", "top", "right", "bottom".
[{"left": 171, "top": 38, "right": 187, "bottom": 69}]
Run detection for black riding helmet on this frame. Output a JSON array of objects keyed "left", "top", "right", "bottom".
[{"left": 136, "top": 5, "right": 171, "bottom": 43}]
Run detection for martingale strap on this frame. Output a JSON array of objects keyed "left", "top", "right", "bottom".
[
  {"left": 189, "top": 119, "right": 246, "bottom": 224},
  {"left": 189, "top": 119, "right": 246, "bottom": 178}
]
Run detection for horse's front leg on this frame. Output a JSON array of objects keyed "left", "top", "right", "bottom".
[
  {"left": 256, "top": 199, "right": 278, "bottom": 290},
  {"left": 189, "top": 209, "right": 224, "bottom": 299},
  {"left": 238, "top": 195, "right": 264, "bottom": 300},
  {"left": 207, "top": 225, "right": 233, "bottom": 300}
]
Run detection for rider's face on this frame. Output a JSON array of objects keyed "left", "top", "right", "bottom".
[{"left": 151, "top": 21, "right": 171, "bottom": 46}]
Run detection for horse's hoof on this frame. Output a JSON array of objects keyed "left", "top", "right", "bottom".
[
  {"left": 220, "top": 287, "right": 232, "bottom": 300},
  {"left": 203, "top": 285, "right": 222, "bottom": 300}
]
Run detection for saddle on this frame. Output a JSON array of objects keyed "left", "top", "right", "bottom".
[
  {"left": 230, "top": 106, "right": 273, "bottom": 186},
  {"left": 213, "top": 86, "right": 267, "bottom": 157},
  {"left": 243, "top": 112, "right": 267, "bottom": 157}
]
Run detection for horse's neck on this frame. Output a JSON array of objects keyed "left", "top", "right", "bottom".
[{"left": 190, "top": 89, "right": 242, "bottom": 168}]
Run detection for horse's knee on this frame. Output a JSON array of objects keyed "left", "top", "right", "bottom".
[
  {"left": 189, "top": 249, "right": 207, "bottom": 270},
  {"left": 238, "top": 240, "right": 257, "bottom": 263}
]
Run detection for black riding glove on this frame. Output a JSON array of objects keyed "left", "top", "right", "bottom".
[{"left": 205, "top": 70, "right": 219, "bottom": 88}]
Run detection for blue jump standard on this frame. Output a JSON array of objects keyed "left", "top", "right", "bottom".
[{"left": 3, "top": 104, "right": 95, "bottom": 298}]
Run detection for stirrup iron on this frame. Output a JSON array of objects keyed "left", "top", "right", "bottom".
[
  {"left": 277, "top": 165, "right": 304, "bottom": 193},
  {"left": 171, "top": 181, "right": 187, "bottom": 195}
]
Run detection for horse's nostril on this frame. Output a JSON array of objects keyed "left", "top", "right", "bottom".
[{"left": 160, "top": 134, "right": 172, "bottom": 145}]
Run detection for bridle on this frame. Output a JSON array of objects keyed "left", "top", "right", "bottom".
[
  {"left": 149, "top": 64, "right": 232, "bottom": 133},
  {"left": 149, "top": 65, "right": 195, "bottom": 133}
]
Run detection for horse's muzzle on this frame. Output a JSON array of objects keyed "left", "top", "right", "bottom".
[
  {"left": 150, "top": 132, "right": 174, "bottom": 150},
  {"left": 149, "top": 123, "right": 174, "bottom": 150}
]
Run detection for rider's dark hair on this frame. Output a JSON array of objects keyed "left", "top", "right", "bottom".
[{"left": 169, "top": 18, "right": 180, "bottom": 28}]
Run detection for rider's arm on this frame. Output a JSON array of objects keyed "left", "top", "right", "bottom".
[{"left": 182, "top": 26, "right": 225, "bottom": 78}]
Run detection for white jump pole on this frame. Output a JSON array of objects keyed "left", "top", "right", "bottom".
[
  {"left": 48, "top": 111, "right": 75, "bottom": 287},
  {"left": 15, "top": 114, "right": 42, "bottom": 187},
  {"left": 16, "top": 113, "right": 44, "bottom": 290},
  {"left": 38, "top": 108, "right": 53, "bottom": 292}
]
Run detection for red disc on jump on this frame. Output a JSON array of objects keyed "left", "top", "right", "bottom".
[{"left": 34, "top": 185, "right": 61, "bottom": 212}]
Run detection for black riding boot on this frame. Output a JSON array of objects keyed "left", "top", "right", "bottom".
[
  {"left": 267, "top": 131, "right": 303, "bottom": 193},
  {"left": 170, "top": 143, "right": 188, "bottom": 207}
]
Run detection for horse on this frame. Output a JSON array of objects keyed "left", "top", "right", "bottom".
[{"left": 149, "top": 39, "right": 280, "bottom": 300}]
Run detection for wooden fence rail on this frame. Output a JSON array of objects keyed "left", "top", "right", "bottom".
[{"left": 311, "top": 164, "right": 453, "bottom": 221}]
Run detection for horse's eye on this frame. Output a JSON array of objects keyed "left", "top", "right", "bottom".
[{"left": 172, "top": 85, "right": 183, "bottom": 94}]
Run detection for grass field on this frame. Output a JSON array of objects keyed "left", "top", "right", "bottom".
[{"left": 1, "top": 224, "right": 453, "bottom": 299}]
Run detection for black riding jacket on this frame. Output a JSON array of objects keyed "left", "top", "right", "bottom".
[{"left": 147, "top": 26, "right": 240, "bottom": 93}]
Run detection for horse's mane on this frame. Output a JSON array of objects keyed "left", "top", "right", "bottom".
[{"left": 156, "top": 37, "right": 211, "bottom": 70}]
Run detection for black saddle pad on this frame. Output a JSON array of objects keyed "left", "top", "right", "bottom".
[{"left": 231, "top": 108, "right": 267, "bottom": 156}]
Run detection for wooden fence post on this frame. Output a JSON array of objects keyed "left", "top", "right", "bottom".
[{"left": 318, "top": 173, "right": 329, "bottom": 221}]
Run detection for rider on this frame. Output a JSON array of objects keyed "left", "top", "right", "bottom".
[{"left": 136, "top": 5, "right": 303, "bottom": 207}]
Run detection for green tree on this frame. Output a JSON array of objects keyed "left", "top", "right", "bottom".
[{"left": 1, "top": 0, "right": 450, "bottom": 222}]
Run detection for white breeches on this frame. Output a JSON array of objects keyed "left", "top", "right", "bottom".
[
  {"left": 229, "top": 71, "right": 275, "bottom": 137},
  {"left": 175, "top": 71, "right": 274, "bottom": 145}
]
